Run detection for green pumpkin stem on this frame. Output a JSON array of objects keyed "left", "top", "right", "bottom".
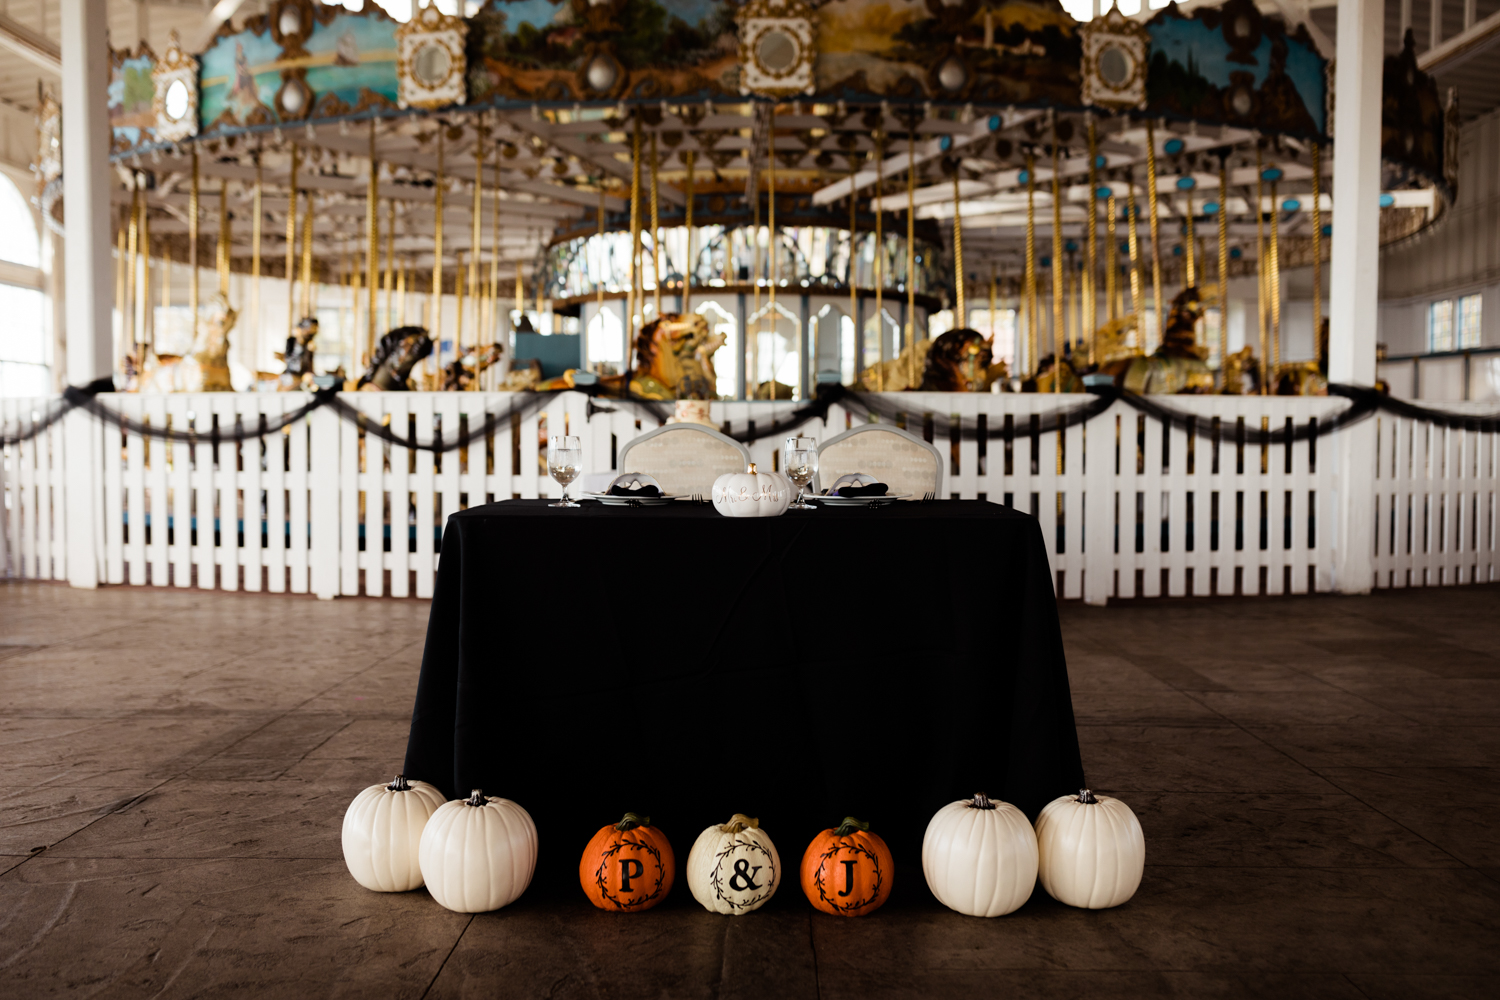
[
  {"left": 388, "top": 774, "right": 410, "bottom": 792},
  {"left": 465, "top": 789, "right": 486, "bottom": 807},
  {"left": 722, "top": 813, "right": 759, "bottom": 833},
  {"left": 834, "top": 816, "right": 870, "bottom": 837},
  {"left": 1077, "top": 788, "right": 1098, "bottom": 804},
  {"left": 616, "top": 812, "right": 650, "bottom": 831}
]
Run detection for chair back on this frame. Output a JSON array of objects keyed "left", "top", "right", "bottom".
[
  {"left": 817, "top": 423, "right": 943, "bottom": 498},
  {"left": 618, "top": 423, "right": 751, "bottom": 497}
]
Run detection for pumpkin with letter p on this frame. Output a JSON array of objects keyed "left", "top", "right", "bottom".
[
  {"left": 579, "top": 812, "right": 675, "bottom": 912},
  {"left": 800, "top": 816, "right": 893, "bottom": 916}
]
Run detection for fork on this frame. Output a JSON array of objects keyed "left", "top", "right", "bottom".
[{"left": 921, "top": 491, "right": 936, "bottom": 504}]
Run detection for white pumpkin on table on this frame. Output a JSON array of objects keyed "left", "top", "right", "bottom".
[
  {"left": 686, "top": 813, "right": 780, "bottom": 914},
  {"left": 417, "top": 790, "right": 538, "bottom": 913},
  {"left": 341, "top": 774, "right": 447, "bottom": 892},
  {"left": 922, "top": 793, "right": 1038, "bottom": 917},
  {"left": 711, "top": 463, "right": 791, "bottom": 518},
  {"left": 1034, "top": 788, "right": 1145, "bottom": 909}
]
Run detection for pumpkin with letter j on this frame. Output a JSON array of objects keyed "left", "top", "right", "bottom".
[
  {"left": 579, "top": 812, "right": 675, "bottom": 912},
  {"left": 799, "top": 816, "right": 893, "bottom": 916}
]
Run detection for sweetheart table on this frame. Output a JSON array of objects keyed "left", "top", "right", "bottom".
[{"left": 402, "top": 499, "right": 1085, "bottom": 894}]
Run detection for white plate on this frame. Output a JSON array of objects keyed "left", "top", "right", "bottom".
[
  {"left": 812, "top": 493, "right": 913, "bottom": 506},
  {"left": 582, "top": 492, "right": 678, "bottom": 506}
]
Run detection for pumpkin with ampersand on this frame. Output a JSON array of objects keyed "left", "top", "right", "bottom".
[
  {"left": 579, "top": 812, "right": 675, "bottom": 912},
  {"left": 799, "top": 816, "right": 893, "bottom": 916},
  {"left": 686, "top": 813, "right": 780, "bottom": 914}
]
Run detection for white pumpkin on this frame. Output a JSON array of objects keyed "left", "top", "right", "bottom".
[
  {"left": 712, "top": 463, "right": 791, "bottom": 518},
  {"left": 686, "top": 813, "right": 780, "bottom": 914},
  {"left": 417, "top": 790, "right": 538, "bottom": 913},
  {"left": 922, "top": 793, "right": 1038, "bottom": 917},
  {"left": 341, "top": 774, "right": 447, "bottom": 892},
  {"left": 1035, "top": 788, "right": 1145, "bottom": 909}
]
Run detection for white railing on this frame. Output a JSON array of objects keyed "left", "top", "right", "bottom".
[{"left": 4, "top": 391, "right": 1496, "bottom": 601}]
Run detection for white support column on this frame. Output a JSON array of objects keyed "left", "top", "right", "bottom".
[
  {"left": 1330, "top": 0, "right": 1384, "bottom": 595},
  {"left": 60, "top": 0, "right": 114, "bottom": 590}
]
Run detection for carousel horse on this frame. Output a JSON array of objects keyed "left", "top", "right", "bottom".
[
  {"left": 1220, "top": 345, "right": 1262, "bottom": 394},
  {"left": 857, "top": 338, "right": 931, "bottom": 392},
  {"left": 560, "top": 312, "right": 725, "bottom": 398},
  {"left": 1272, "top": 318, "right": 1330, "bottom": 396},
  {"left": 920, "top": 328, "right": 1009, "bottom": 391},
  {"left": 142, "top": 292, "right": 237, "bottom": 393},
  {"left": 278, "top": 316, "right": 319, "bottom": 391},
  {"left": 1098, "top": 287, "right": 1214, "bottom": 394},
  {"left": 443, "top": 343, "right": 505, "bottom": 391},
  {"left": 357, "top": 326, "right": 433, "bottom": 391},
  {"left": 1027, "top": 352, "right": 1088, "bottom": 393}
]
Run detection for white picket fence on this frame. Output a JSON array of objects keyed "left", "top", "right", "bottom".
[{"left": 3, "top": 391, "right": 1496, "bottom": 600}]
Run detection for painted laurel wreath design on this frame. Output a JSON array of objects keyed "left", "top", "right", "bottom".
[
  {"left": 813, "top": 842, "right": 884, "bottom": 914},
  {"left": 592, "top": 838, "right": 667, "bottom": 910},
  {"left": 708, "top": 839, "right": 777, "bottom": 911}
]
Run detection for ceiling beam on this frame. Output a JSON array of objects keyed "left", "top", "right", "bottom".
[
  {"left": 1419, "top": 9, "right": 1500, "bottom": 73},
  {"left": 0, "top": 13, "right": 60, "bottom": 75}
]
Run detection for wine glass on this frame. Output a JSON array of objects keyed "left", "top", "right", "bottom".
[
  {"left": 785, "top": 435, "right": 817, "bottom": 510},
  {"left": 547, "top": 435, "right": 582, "bottom": 508}
]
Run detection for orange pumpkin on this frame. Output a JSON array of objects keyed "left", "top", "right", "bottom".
[
  {"left": 799, "top": 817, "right": 893, "bottom": 916},
  {"left": 579, "top": 812, "right": 675, "bottom": 912}
]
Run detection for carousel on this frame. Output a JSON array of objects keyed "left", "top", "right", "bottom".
[{"left": 55, "top": 0, "right": 1453, "bottom": 402}]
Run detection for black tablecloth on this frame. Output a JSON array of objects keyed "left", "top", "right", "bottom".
[{"left": 403, "top": 499, "right": 1085, "bottom": 896}]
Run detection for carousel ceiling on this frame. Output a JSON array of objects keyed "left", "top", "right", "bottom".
[{"left": 56, "top": 0, "right": 1453, "bottom": 296}]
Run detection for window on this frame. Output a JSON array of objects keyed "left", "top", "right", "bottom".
[
  {"left": 1458, "top": 293, "right": 1482, "bottom": 349},
  {"left": 0, "top": 174, "right": 45, "bottom": 395},
  {"left": 1428, "top": 299, "right": 1454, "bottom": 353}
]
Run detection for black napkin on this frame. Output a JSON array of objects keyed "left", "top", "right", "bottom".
[
  {"left": 608, "top": 484, "right": 661, "bottom": 497},
  {"left": 828, "top": 482, "right": 889, "bottom": 497}
]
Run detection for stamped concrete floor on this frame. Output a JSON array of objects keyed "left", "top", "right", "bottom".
[{"left": 2, "top": 581, "right": 1497, "bottom": 999}]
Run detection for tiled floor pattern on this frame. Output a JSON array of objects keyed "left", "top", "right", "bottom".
[{"left": 1, "top": 581, "right": 1495, "bottom": 998}]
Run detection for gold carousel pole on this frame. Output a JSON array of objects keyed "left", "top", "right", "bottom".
[
  {"left": 116, "top": 208, "right": 126, "bottom": 368},
  {"left": 907, "top": 129, "right": 917, "bottom": 389},
  {"left": 874, "top": 131, "right": 884, "bottom": 391},
  {"left": 189, "top": 148, "right": 200, "bottom": 346},
  {"left": 1269, "top": 175, "right": 1282, "bottom": 373},
  {"left": 1086, "top": 116, "right": 1099, "bottom": 364},
  {"left": 1254, "top": 145, "right": 1268, "bottom": 393},
  {"left": 397, "top": 257, "right": 407, "bottom": 326},
  {"left": 1050, "top": 122, "right": 1064, "bottom": 390},
  {"left": 1184, "top": 190, "right": 1196, "bottom": 289},
  {"left": 300, "top": 191, "right": 313, "bottom": 318},
  {"left": 628, "top": 119, "right": 641, "bottom": 343},
  {"left": 126, "top": 177, "right": 139, "bottom": 361},
  {"left": 1126, "top": 172, "right": 1144, "bottom": 339},
  {"left": 218, "top": 179, "right": 229, "bottom": 295},
  {"left": 1106, "top": 192, "right": 1118, "bottom": 323},
  {"left": 953, "top": 165, "right": 966, "bottom": 333},
  {"left": 1311, "top": 142, "right": 1323, "bottom": 354},
  {"left": 431, "top": 127, "right": 445, "bottom": 366},
  {"left": 251, "top": 156, "right": 261, "bottom": 374},
  {"left": 683, "top": 150, "right": 695, "bottom": 314},
  {"left": 848, "top": 154, "right": 858, "bottom": 384},
  {"left": 752, "top": 145, "right": 761, "bottom": 395},
  {"left": 768, "top": 106, "right": 781, "bottom": 395},
  {"left": 1145, "top": 121, "right": 1164, "bottom": 352},
  {"left": 366, "top": 119, "right": 380, "bottom": 369},
  {"left": 455, "top": 249, "right": 465, "bottom": 359},
  {"left": 1025, "top": 151, "right": 1037, "bottom": 376},
  {"left": 490, "top": 146, "right": 501, "bottom": 341},
  {"left": 384, "top": 199, "right": 395, "bottom": 328},
  {"left": 285, "top": 145, "right": 298, "bottom": 332},
  {"left": 1218, "top": 158, "right": 1230, "bottom": 375},
  {"left": 650, "top": 130, "right": 661, "bottom": 321},
  {"left": 139, "top": 180, "right": 152, "bottom": 370},
  {"left": 470, "top": 123, "right": 484, "bottom": 361},
  {"left": 595, "top": 183, "right": 606, "bottom": 338}
]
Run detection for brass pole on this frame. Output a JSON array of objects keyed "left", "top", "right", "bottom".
[
  {"left": 384, "top": 199, "right": 395, "bottom": 327},
  {"left": 628, "top": 119, "right": 641, "bottom": 341},
  {"left": 1085, "top": 117, "right": 1099, "bottom": 363},
  {"left": 470, "top": 124, "right": 483, "bottom": 358},
  {"left": 190, "top": 148, "right": 199, "bottom": 346},
  {"left": 752, "top": 140, "right": 761, "bottom": 396},
  {"left": 907, "top": 130, "right": 917, "bottom": 389},
  {"left": 217, "top": 179, "right": 229, "bottom": 295},
  {"left": 1254, "top": 146, "right": 1268, "bottom": 393},
  {"left": 431, "top": 127, "right": 445, "bottom": 365},
  {"left": 683, "top": 150, "right": 695, "bottom": 314},
  {"left": 1218, "top": 159, "right": 1230, "bottom": 376},
  {"left": 285, "top": 145, "right": 298, "bottom": 333},
  {"left": 848, "top": 154, "right": 858, "bottom": 385},
  {"left": 1050, "top": 128, "right": 1064, "bottom": 390},
  {"left": 139, "top": 181, "right": 152, "bottom": 368},
  {"left": 366, "top": 119, "right": 379, "bottom": 367},
  {"left": 1106, "top": 193, "right": 1118, "bottom": 323},
  {"left": 953, "top": 166, "right": 965, "bottom": 327},
  {"left": 300, "top": 190, "right": 313, "bottom": 318},
  {"left": 1269, "top": 178, "right": 1282, "bottom": 373},
  {"left": 650, "top": 129, "right": 661, "bottom": 320},
  {"left": 1145, "top": 121, "right": 1164, "bottom": 351},
  {"left": 595, "top": 182, "right": 606, "bottom": 340},
  {"left": 768, "top": 106, "right": 780, "bottom": 394},
  {"left": 1184, "top": 190, "right": 1196, "bottom": 289},
  {"left": 490, "top": 146, "right": 501, "bottom": 340},
  {"left": 455, "top": 248, "right": 465, "bottom": 357},
  {"left": 1311, "top": 142, "right": 1323, "bottom": 356},
  {"left": 1126, "top": 173, "right": 1143, "bottom": 341},
  {"left": 126, "top": 178, "right": 139, "bottom": 358},
  {"left": 874, "top": 131, "right": 884, "bottom": 390},
  {"left": 1025, "top": 151, "right": 1037, "bottom": 375},
  {"left": 251, "top": 156, "right": 261, "bottom": 374},
  {"left": 988, "top": 267, "right": 997, "bottom": 378}
]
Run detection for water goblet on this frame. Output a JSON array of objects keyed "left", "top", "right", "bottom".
[
  {"left": 547, "top": 435, "right": 582, "bottom": 508},
  {"left": 785, "top": 435, "right": 817, "bottom": 510}
]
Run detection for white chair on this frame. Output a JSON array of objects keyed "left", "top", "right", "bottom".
[
  {"left": 817, "top": 423, "right": 944, "bottom": 498},
  {"left": 617, "top": 423, "right": 751, "bottom": 497}
]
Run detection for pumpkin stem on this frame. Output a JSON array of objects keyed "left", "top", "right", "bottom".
[
  {"left": 747, "top": 463, "right": 758, "bottom": 474},
  {"left": 969, "top": 793, "right": 997, "bottom": 810},
  {"left": 722, "top": 812, "right": 759, "bottom": 833},
  {"left": 834, "top": 816, "right": 870, "bottom": 837},
  {"left": 388, "top": 774, "right": 410, "bottom": 792},
  {"left": 1077, "top": 788, "right": 1098, "bottom": 804},
  {"left": 465, "top": 789, "right": 486, "bottom": 807},
  {"left": 616, "top": 812, "right": 650, "bottom": 831}
]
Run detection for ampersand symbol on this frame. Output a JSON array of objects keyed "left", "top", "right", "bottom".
[{"left": 728, "top": 857, "right": 762, "bottom": 892}]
